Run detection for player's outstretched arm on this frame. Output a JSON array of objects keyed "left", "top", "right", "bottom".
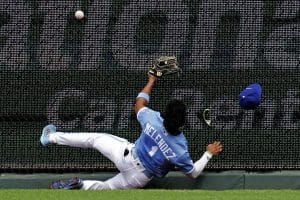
[
  {"left": 134, "top": 75, "right": 157, "bottom": 114},
  {"left": 187, "top": 141, "right": 223, "bottom": 179}
]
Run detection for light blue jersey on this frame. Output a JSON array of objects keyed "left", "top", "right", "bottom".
[{"left": 134, "top": 107, "right": 194, "bottom": 177}]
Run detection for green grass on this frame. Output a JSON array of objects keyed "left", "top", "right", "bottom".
[{"left": 1, "top": 190, "right": 300, "bottom": 200}]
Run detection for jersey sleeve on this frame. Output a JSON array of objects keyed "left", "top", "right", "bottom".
[
  {"left": 136, "top": 107, "right": 153, "bottom": 127},
  {"left": 175, "top": 152, "right": 194, "bottom": 174}
]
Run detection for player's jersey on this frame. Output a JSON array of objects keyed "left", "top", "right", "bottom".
[{"left": 134, "top": 107, "right": 194, "bottom": 177}]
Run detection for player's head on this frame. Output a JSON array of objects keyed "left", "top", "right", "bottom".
[{"left": 163, "top": 99, "right": 187, "bottom": 136}]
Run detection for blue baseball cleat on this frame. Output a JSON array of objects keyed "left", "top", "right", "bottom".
[
  {"left": 50, "top": 177, "right": 83, "bottom": 189},
  {"left": 40, "top": 124, "right": 56, "bottom": 146}
]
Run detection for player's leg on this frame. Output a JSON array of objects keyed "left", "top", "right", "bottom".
[
  {"left": 81, "top": 168, "right": 151, "bottom": 190},
  {"left": 40, "top": 124, "right": 128, "bottom": 167},
  {"left": 55, "top": 132, "right": 128, "bottom": 166},
  {"left": 50, "top": 147, "right": 152, "bottom": 190},
  {"left": 81, "top": 173, "right": 129, "bottom": 190},
  {"left": 51, "top": 171, "right": 150, "bottom": 190},
  {"left": 47, "top": 139, "right": 152, "bottom": 190},
  {"left": 83, "top": 146, "right": 153, "bottom": 190},
  {"left": 50, "top": 176, "right": 115, "bottom": 190}
]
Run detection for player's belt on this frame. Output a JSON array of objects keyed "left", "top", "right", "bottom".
[{"left": 124, "top": 147, "right": 153, "bottom": 179}]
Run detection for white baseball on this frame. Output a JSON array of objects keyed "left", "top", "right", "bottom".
[{"left": 75, "top": 10, "right": 84, "bottom": 20}]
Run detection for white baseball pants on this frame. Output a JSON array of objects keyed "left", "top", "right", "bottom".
[{"left": 50, "top": 132, "right": 152, "bottom": 190}]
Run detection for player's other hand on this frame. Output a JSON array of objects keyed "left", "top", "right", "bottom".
[{"left": 207, "top": 141, "right": 223, "bottom": 156}]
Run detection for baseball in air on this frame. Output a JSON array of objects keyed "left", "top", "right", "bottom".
[{"left": 75, "top": 10, "right": 84, "bottom": 20}]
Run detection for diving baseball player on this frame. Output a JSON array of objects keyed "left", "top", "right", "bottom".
[{"left": 40, "top": 57, "right": 223, "bottom": 190}]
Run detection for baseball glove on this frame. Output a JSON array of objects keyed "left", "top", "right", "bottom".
[{"left": 148, "top": 56, "right": 181, "bottom": 78}]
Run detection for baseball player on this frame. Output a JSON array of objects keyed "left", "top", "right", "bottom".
[{"left": 40, "top": 74, "right": 223, "bottom": 190}]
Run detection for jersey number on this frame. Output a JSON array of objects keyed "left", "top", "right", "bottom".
[{"left": 148, "top": 146, "right": 158, "bottom": 157}]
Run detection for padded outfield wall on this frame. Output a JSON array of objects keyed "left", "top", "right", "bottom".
[{"left": 0, "top": 0, "right": 300, "bottom": 172}]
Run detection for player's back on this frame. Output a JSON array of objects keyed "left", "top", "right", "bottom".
[{"left": 135, "top": 107, "right": 192, "bottom": 177}]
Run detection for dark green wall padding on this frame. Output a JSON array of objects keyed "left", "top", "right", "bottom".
[{"left": 1, "top": 171, "right": 300, "bottom": 189}]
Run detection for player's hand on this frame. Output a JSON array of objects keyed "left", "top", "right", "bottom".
[{"left": 207, "top": 141, "right": 223, "bottom": 156}]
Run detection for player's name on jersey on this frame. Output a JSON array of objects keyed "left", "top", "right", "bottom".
[{"left": 143, "top": 123, "right": 176, "bottom": 160}]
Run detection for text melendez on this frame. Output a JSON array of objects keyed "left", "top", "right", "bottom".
[{"left": 144, "top": 123, "right": 176, "bottom": 160}]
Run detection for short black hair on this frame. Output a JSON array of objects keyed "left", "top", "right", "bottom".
[{"left": 163, "top": 99, "right": 187, "bottom": 136}]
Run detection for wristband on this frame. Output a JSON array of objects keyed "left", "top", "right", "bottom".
[{"left": 136, "top": 92, "right": 150, "bottom": 102}]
